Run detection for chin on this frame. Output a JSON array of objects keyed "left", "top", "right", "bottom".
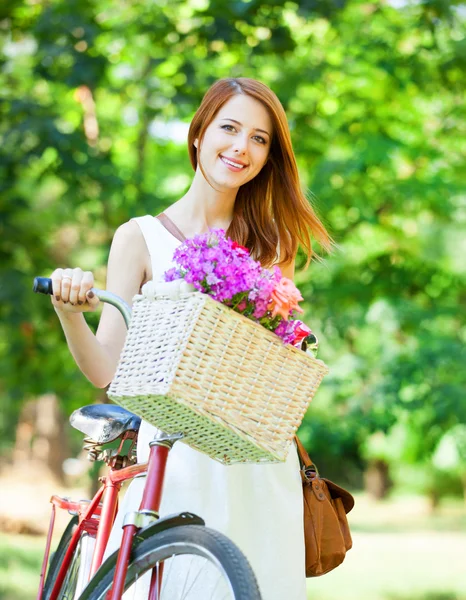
[
  {"left": 218, "top": 181, "right": 242, "bottom": 191},
  {"left": 208, "top": 173, "right": 243, "bottom": 190}
]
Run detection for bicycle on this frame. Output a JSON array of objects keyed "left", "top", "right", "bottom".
[{"left": 33, "top": 276, "right": 262, "bottom": 600}]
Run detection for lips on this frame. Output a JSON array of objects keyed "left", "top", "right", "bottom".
[{"left": 220, "top": 155, "right": 248, "bottom": 169}]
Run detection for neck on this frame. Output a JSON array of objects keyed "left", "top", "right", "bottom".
[{"left": 175, "top": 168, "right": 239, "bottom": 233}]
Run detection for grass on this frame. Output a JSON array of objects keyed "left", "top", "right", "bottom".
[
  {"left": 0, "top": 534, "right": 44, "bottom": 600},
  {"left": 0, "top": 493, "right": 465, "bottom": 600},
  {"left": 306, "top": 530, "right": 466, "bottom": 600},
  {"left": 306, "top": 493, "right": 466, "bottom": 600}
]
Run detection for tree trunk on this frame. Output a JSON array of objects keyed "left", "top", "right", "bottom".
[
  {"left": 12, "top": 393, "right": 70, "bottom": 483},
  {"left": 364, "top": 459, "right": 392, "bottom": 500}
]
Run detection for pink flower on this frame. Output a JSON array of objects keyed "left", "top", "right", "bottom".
[
  {"left": 231, "top": 241, "right": 250, "bottom": 255},
  {"left": 267, "top": 277, "right": 304, "bottom": 321},
  {"left": 291, "top": 321, "right": 312, "bottom": 347},
  {"left": 237, "top": 299, "right": 248, "bottom": 312}
]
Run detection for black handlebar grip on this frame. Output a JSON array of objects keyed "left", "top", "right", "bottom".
[{"left": 33, "top": 277, "right": 53, "bottom": 295}]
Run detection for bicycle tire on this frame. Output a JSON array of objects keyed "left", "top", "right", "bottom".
[
  {"left": 42, "top": 516, "right": 78, "bottom": 599},
  {"left": 43, "top": 516, "right": 94, "bottom": 600},
  {"left": 78, "top": 524, "right": 262, "bottom": 600}
]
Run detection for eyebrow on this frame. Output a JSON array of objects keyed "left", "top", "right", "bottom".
[{"left": 220, "top": 118, "right": 271, "bottom": 137}]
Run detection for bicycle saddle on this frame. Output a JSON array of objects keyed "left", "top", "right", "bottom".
[{"left": 70, "top": 404, "right": 141, "bottom": 444}]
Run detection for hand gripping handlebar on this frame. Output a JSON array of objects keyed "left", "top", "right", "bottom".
[{"left": 33, "top": 277, "right": 132, "bottom": 328}]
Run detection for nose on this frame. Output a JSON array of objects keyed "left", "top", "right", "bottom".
[{"left": 232, "top": 133, "right": 248, "bottom": 155}]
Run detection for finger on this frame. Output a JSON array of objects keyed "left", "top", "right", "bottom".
[
  {"left": 50, "top": 268, "right": 64, "bottom": 302},
  {"left": 85, "top": 288, "right": 100, "bottom": 309},
  {"left": 60, "top": 269, "right": 74, "bottom": 303},
  {"left": 69, "top": 268, "right": 83, "bottom": 305},
  {"left": 78, "top": 271, "right": 94, "bottom": 305}
]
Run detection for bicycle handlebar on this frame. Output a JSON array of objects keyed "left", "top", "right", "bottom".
[{"left": 33, "top": 277, "right": 132, "bottom": 328}]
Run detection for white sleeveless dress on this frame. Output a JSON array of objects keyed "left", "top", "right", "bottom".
[{"left": 104, "top": 215, "right": 306, "bottom": 600}]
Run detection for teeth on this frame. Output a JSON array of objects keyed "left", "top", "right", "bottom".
[{"left": 221, "top": 156, "right": 245, "bottom": 168}]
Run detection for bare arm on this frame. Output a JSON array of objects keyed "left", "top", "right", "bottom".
[{"left": 52, "top": 221, "right": 148, "bottom": 388}]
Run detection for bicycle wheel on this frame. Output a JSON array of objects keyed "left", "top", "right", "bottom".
[
  {"left": 43, "top": 516, "right": 96, "bottom": 600},
  {"left": 78, "top": 524, "right": 262, "bottom": 599}
]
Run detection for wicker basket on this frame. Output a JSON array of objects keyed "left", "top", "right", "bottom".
[{"left": 108, "top": 280, "right": 329, "bottom": 465}]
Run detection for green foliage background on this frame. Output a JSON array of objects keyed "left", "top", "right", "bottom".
[{"left": 1, "top": 0, "right": 465, "bottom": 490}]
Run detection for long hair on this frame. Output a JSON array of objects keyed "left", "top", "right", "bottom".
[{"left": 187, "top": 78, "right": 332, "bottom": 269}]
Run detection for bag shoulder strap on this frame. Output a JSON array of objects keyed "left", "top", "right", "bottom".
[
  {"left": 156, "top": 213, "right": 187, "bottom": 243},
  {"left": 294, "top": 435, "right": 316, "bottom": 470},
  {"left": 295, "top": 436, "right": 355, "bottom": 512}
]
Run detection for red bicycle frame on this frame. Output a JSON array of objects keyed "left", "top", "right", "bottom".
[
  {"left": 33, "top": 278, "right": 182, "bottom": 600},
  {"left": 109, "top": 441, "right": 170, "bottom": 599},
  {"left": 37, "top": 436, "right": 176, "bottom": 600}
]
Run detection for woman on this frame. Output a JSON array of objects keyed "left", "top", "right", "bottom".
[{"left": 51, "top": 77, "right": 331, "bottom": 599}]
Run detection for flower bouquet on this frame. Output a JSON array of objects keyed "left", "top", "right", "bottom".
[
  {"left": 108, "top": 230, "right": 329, "bottom": 465},
  {"left": 164, "top": 229, "right": 319, "bottom": 356}
]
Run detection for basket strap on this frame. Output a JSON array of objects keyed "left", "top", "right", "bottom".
[{"left": 156, "top": 213, "right": 187, "bottom": 243}]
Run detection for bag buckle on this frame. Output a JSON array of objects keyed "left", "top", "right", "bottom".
[{"left": 303, "top": 464, "right": 319, "bottom": 481}]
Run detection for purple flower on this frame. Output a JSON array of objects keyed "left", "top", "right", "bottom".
[
  {"left": 162, "top": 229, "right": 309, "bottom": 347},
  {"left": 164, "top": 267, "right": 181, "bottom": 282}
]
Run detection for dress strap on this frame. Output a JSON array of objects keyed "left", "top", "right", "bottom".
[
  {"left": 155, "top": 213, "right": 282, "bottom": 265},
  {"left": 156, "top": 213, "right": 186, "bottom": 243}
]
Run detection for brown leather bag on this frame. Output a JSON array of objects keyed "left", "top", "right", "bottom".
[{"left": 295, "top": 435, "right": 355, "bottom": 577}]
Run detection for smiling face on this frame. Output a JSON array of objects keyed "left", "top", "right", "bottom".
[{"left": 195, "top": 94, "right": 273, "bottom": 191}]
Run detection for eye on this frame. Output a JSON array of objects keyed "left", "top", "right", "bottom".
[
  {"left": 254, "top": 136, "right": 267, "bottom": 145},
  {"left": 220, "top": 124, "right": 267, "bottom": 145}
]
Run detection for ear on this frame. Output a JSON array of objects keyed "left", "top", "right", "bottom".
[{"left": 194, "top": 138, "right": 198, "bottom": 149}]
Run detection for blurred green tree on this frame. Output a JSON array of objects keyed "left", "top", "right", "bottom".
[{"left": 1, "top": 0, "right": 465, "bottom": 493}]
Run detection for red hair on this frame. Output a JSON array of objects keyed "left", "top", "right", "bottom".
[{"left": 187, "top": 78, "right": 332, "bottom": 269}]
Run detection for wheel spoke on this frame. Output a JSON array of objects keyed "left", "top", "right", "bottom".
[
  {"left": 160, "top": 554, "right": 175, "bottom": 598},
  {"left": 158, "top": 554, "right": 232, "bottom": 600},
  {"left": 178, "top": 555, "right": 195, "bottom": 599},
  {"left": 180, "top": 556, "right": 210, "bottom": 599},
  {"left": 209, "top": 572, "right": 226, "bottom": 600}
]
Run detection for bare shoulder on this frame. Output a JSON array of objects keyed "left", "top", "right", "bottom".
[
  {"left": 112, "top": 219, "right": 145, "bottom": 248},
  {"left": 107, "top": 219, "right": 151, "bottom": 291}
]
